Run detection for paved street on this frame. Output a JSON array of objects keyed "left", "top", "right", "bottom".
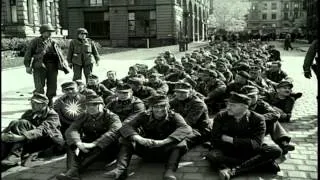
[{"left": 1, "top": 41, "right": 318, "bottom": 180}]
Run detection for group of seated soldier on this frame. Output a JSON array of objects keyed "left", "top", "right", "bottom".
[{"left": 1, "top": 40, "right": 302, "bottom": 180}]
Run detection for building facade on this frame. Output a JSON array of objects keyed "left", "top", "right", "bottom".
[
  {"left": 246, "top": 0, "right": 306, "bottom": 35},
  {"left": 305, "top": 0, "right": 318, "bottom": 37},
  {"left": 60, "top": 0, "right": 211, "bottom": 47},
  {"left": 1, "top": 0, "right": 63, "bottom": 38}
]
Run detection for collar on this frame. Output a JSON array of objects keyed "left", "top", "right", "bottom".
[
  {"left": 233, "top": 110, "right": 250, "bottom": 123},
  {"left": 33, "top": 107, "right": 49, "bottom": 119}
]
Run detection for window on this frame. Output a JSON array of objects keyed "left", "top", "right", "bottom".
[
  {"left": 84, "top": 11, "right": 110, "bottom": 39},
  {"left": 177, "top": 0, "right": 182, "bottom": 6},
  {"left": 284, "top": 3, "right": 289, "bottom": 9},
  {"left": 284, "top": 12, "right": 288, "bottom": 20},
  {"left": 271, "top": 13, "right": 276, "bottom": 19},
  {"left": 252, "top": 4, "right": 256, "bottom": 10},
  {"left": 128, "top": 10, "right": 156, "bottom": 37},
  {"left": 37, "top": 0, "right": 46, "bottom": 24},
  {"left": 263, "top": 3, "right": 267, "bottom": 10},
  {"left": 10, "top": 0, "right": 18, "bottom": 23},
  {"left": 294, "top": 11, "right": 298, "bottom": 18},
  {"left": 271, "top": 3, "right": 277, "bottom": 10},
  {"left": 262, "top": 14, "right": 267, "bottom": 20},
  {"left": 128, "top": 0, "right": 135, "bottom": 5},
  {"left": 50, "top": 2, "right": 56, "bottom": 26},
  {"left": 294, "top": 3, "right": 298, "bottom": 8},
  {"left": 90, "top": 0, "right": 102, "bottom": 6}
]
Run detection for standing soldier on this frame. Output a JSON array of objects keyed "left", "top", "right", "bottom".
[
  {"left": 24, "top": 24, "right": 70, "bottom": 107},
  {"left": 104, "top": 95, "right": 192, "bottom": 180},
  {"left": 303, "top": 39, "right": 319, "bottom": 80},
  {"left": 56, "top": 95, "right": 122, "bottom": 180},
  {"left": 67, "top": 28, "right": 100, "bottom": 82}
]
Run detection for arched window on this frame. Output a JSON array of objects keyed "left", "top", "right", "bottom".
[{"left": 9, "top": 0, "right": 18, "bottom": 23}]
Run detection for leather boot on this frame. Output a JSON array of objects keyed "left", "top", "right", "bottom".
[
  {"left": 1, "top": 143, "right": 23, "bottom": 167},
  {"left": 163, "top": 148, "right": 185, "bottom": 180},
  {"left": 56, "top": 167, "right": 80, "bottom": 180},
  {"left": 104, "top": 145, "right": 132, "bottom": 180}
]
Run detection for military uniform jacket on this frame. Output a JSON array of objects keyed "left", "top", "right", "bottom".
[
  {"left": 101, "top": 79, "right": 121, "bottom": 90},
  {"left": 54, "top": 94, "right": 86, "bottom": 125},
  {"left": 145, "top": 80, "right": 169, "bottom": 95},
  {"left": 120, "top": 110, "right": 192, "bottom": 142},
  {"left": 211, "top": 110, "right": 266, "bottom": 152},
  {"left": 265, "top": 70, "right": 288, "bottom": 83},
  {"left": 65, "top": 108, "right": 122, "bottom": 149},
  {"left": 87, "top": 84, "right": 114, "bottom": 99},
  {"left": 170, "top": 95, "right": 211, "bottom": 137},
  {"left": 133, "top": 86, "right": 157, "bottom": 101},
  {"left": 249, "top": 99, "right": 280, "bottom": 122},
  {"left": 67, "top": 38, "right": 100, "bottom": 66},
  {"left": 151, "top": 64, "right": 171, "bottom": 75},
  {"left": 107, "top": 96, "right": 146, "bottom": 121},
  {"left": 12, "top": 108, "right": 64, "bottom": 144},
  {"left": 263, "top": 92, "right": 295, "bottom": 122},
  {"left": 24, "top": 36, "right": 69, "bottom": 73}
]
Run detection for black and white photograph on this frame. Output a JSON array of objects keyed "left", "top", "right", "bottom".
[{"left": 1, "top": 0, "right": 318, "bottom": 180}]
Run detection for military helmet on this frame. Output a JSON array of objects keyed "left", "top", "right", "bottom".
[
  {"left": 39, "top": 24, "right": 55, "bottom": 34},
  {"left": 77, "top": 28, "right": 88, "bottom": 35}
]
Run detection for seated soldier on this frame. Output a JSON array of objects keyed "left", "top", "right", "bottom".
[
  {"left": 240, "top": 85, "right": 295, "bottom": 155},
  {"left": 101, "top": 70, "right": 121, "bottom": 90},
  {"left": 145, "top": 73, "right": 169, "bottom": 95},
  {"left": 1, "top": 93, "right": 64, "bottom": 169},
  {"left": 86, "top": 74, "right": 114, "bottom": 103},
  {"left": 150, "top": 57, "right": 171, "bottom": 75},
  {"left": 122, "top": 66, "right": 145, "bottom": 83},
  {"left": 206, "top": 92, "right": 282, "bottom": 180},
  {"left": 170, "top": 82, "right": 212, "bottom": 148},
  {"left": 127, "top": 77, "right": 157, "bottom": 103},
  {"left": 56, "top": 95, "right": 122, "bottom": 180},
  {"left": 263, "top": 80, "right": 300, "bottom": 122},
  {"left": 216, "top": 61, "right": 233, "bottom": 85},
  {"left": 107, "top": 83, "right": 145, "bottom": 122},
  {"left": 54, "top": 81, "right": 86, "bottom": 135},
  {"left": 248, "top": 66, "right": 275, "bottom": 95},
  {"left": 226, "top": 70, "right": 251, "bottom": 96},
  {"left": 265, "top": 61, "right": 291, "bottom": 84},
  {"left": 104, "top": 95, "right": 192, "bottom": 180}
]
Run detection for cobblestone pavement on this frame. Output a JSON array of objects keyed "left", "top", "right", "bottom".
[{"left": 1, "top": 41, "right": 318, "bottom": 180}]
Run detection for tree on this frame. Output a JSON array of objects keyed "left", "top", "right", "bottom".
[{"left": 208, "top": 0, "right": 251, "bottom": 32}]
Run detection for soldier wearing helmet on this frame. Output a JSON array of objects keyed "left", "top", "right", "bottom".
[
  {"left": 67, "top": 28, "right": 100, "bottom": 83},
  {"left": 24, "top": 24, "right": 69, "bottom": 107}
]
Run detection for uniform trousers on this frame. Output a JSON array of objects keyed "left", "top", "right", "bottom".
[{"left": 72, "top": 64, "right": 93, "bottom": 83}]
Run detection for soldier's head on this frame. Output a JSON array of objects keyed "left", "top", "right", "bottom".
[
  {"left": 155, "top": 57, "right": 165, "bottom": 65},
  {"left": 149, "top": 73, "right": 162, "bottom": 83},
  {"left": 30, "top": 93, "right": 49, "bottom": 113},
  {"left": 249, "top": 66, "right": 262, "bottom": 80},
  {"left": 174, "top": 82, "right": 193, "bottom": 101},
  {"left": 226, "top": 92, "right": 251, "bottom": 117},
  {"left": 182, "top": 62, "right": 194, "bottom": 72},
  {"left": 85, "top": 95, "right": 104, "bottom": 115},
  {"left": 181, "top": 56, "right": 187, "bottom": 64},
  {"left": 77, "top": 28, "right": 88, "bottom": 40},
  {"left": 39, "top": 24, "right": 55, "bottom": 39},
  {"left": 240, "top": 85, "right": 259, "bottom": 105},
  {"left": 107, "top": 70, "right": 116, "bottom": 80},
  {"left": 148, "top": 95, "right": 170, "bottom": 119},
  {"left": 116, "top": 83, "right": 133, "bottom": 101},
  {"left": 87, "top": 74, "right": 99, "bottom": 86},
  {"left": 235, "top": 71, "right": 250, "bottom": 84},
  {"left": 128, "top": 77, "right": 143, "bottom": 91},
  {"left": 128, "top": 66, "right": 138, "bottom": 76},
  {"left": 75, "top": 80, "right": 86, "bottom": 93},
  {"left": 276, "top": 80, "right": 293, "bottom": 97},
  {"left": 269, "top": 61, "right": 281, "bottom": 72},
  {"left": 61, "top": 81, "right": 78, "bottom": 98},
  {"left": 216, "top": 61, "right": 227, "bottom": 72}
]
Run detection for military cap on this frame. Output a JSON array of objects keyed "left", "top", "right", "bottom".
[
  {"left": 61, "top": 81, "right": 77, "bottom": 90},
  {"left": 216, "top": 61, "right": 227, "bottom": 68},
  {"left": 250, "top": 65, "right": 262, "bottom": 71},
  {"left": 84, "top": 89, "right": 97, "bottom": 97},
  {"left": 39, "top": 24, "right": 55, "bottom": 34},
  {"left": 129, "top": 66, "right": 139, "bottom": 71},
  {"left": 202, "top": 69, "right": 218, "bottom": 78},
  {"left": 128, "top": 77, "right": 143, "bottom": 85},
  {"left": 31, "top": 92, "right": 49, "bottom": 104},
  {"left": 276, "top": 80, "right": 293, "bottom": 89},
  {"left": 188, "top": 58, "right": 197, "bottom": 64},
  {"left": 85, "top": 95, "right": 104, "bottom": 104},
  {"left": 228, "top": 92, "right": 251, "bottom": 106},
  {"left": 237, "top": 70, "right": 251, "bottom": 79},
  {"left": 174, "top": 64, "right": 184, "bottom": 71},
  {"left": 116, "top": 83, "right": 132, "bottom": 92},
  {"left": 174, "top": 81, "right": 192, "bottom": 92},
  {"left": 77, "top": 28, "right": 88, "bottom": 35},
  {"left": 240, "top": 85, "right": 259, "bottom": 95},
  {"left": 75, "top": 79, "right": 85, "bottom": 86},
  {"left": 148, "top": 94, "right": 169, "bottom": 106},
  {"left": 164, "top": 50, "right": 171, "bottom": 55},
  {"left": 182, "top": 77, "right": 197, "bottom": 88},
  {"left": 88, "top": 74, "right": 99, "bottom": 80}
]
